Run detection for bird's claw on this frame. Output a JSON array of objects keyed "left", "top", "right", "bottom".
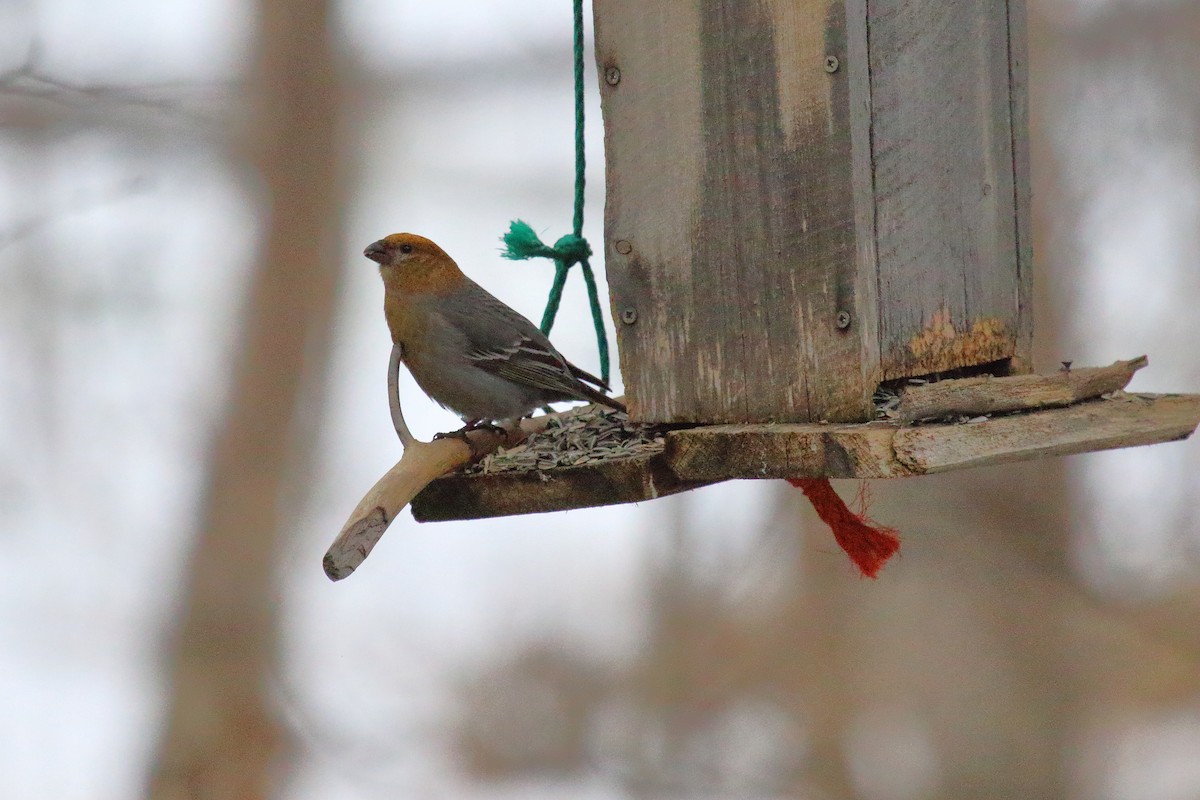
[
  {"left": 438, "top": 419, "right": 508, "bottom": 436},
  {"left": 433, "top": 428, "right": 478, "bottom": 458},
  {"left": 433, "top": 421, "right": 508, "bottom": 459}
]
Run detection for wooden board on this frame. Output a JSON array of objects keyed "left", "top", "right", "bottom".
[
  {"left": 594, "top": 1, "right": 1031, "bottom": 423},
  {"left": 665, "top": 394, "right": 1200, "bottom": 481},
  {"left": 411, "top": 452, "right": 709, "bottom": 522},
  {"left": 593, "top": 0, "right": 877, "bottom": 424},
  {"left": 894, "top": 356, "right": 1146, "bottom": 421},
  {"left": 895, "top": 394, "right": 1200, "bottom": 473},
  {"left": 869, "top": 0, "right": 1027, "bottom": 379}
]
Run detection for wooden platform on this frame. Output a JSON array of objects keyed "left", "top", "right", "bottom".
[
  {"left": 325, "top": 358, "right": 1198, "bottom": 580},
  {"left": 411, "top": 389, "right": 1200, "bottom": 522},
  {"left": 407, "top": 357, "right": 1199, "bottom": 522}
]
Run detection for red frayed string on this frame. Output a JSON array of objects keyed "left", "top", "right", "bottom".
[{"left": 788, "top": 478, "right": 901, "bottom": 579}]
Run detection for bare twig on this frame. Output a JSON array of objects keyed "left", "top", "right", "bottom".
[
  {"left": 0, "top": 54, "right": 230, "bottom": 133},
  {"left": 0, "top": 60, "right": 227, "bottom": 114}
]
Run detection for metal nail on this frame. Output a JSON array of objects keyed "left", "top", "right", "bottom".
[
  {"left": 615, "top": 240, "right": 632, "bottom": 255},
  {"left": 605, "top": 66, "right": 622, "bottom": 86},
  {"left": 621, "top": 308, "right": 638, "bottom": 325},
  {"left": 824, "top": 55, "right": 840, "bottom": 74},
  {"left": 835, "top": 310, "right": 851, "bottom": 329}
]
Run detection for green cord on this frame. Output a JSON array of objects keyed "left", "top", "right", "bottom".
[
  {"left": 571, "top": 0, "right": 585, "bottom": 239},
  {"left": 499, "top": 0, "right": 611, "bottom": 386}
]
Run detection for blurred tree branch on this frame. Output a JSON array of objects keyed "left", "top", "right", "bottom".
[{"left": 0, "top": 53, "right": 232, "bottom": 132}]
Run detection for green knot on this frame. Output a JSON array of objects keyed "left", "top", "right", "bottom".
[
  {"left": 502, "top": 220, "right": 592, "bottom": 268},
  {"left": 552, "top": 233, "right": 592, "bottom": 268}
]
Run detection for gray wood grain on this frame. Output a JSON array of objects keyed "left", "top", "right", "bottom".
[
  {"left": 594, "top": 0, "right": 874, "bottom": 423},
  {"left": 594, "top": 1, "right": 1031, "bottom": 423},
  {"left": 869, "top": 0, "right": 1022, "bottom": 379}
]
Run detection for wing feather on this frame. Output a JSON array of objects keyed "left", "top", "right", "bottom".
[{"left": 442, "top": 280, "right": 607, "bottom": 402}]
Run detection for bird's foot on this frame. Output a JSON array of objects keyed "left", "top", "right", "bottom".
[
  {"left": 433, "top": 420, "right": 508, "bottom": 458},
  {"left": 446, "top": 419, "right": 508, "bottom": 436},
  {"left": 432, "top": 428, "right": 478, "bottom": 458}
]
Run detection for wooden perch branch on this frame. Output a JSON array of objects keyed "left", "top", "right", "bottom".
[
  {"left": 324, "top": 422, "right": 561, "bottom": 581},
  {"left": 894, "top": 355, "right": 1148, "bottom": 422},
  {"left": 325, "top": 422, "right": 568, "bottom": 580},
  {"left": 324, "top": 351, "right": 573, "bottom": 580},
  {"left": 324, "top": 437, "right": 468, "bottom": 581}
]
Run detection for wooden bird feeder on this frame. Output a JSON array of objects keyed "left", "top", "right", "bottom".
[{"left": 325, "top": 0, "right": 1200, "bottom": 579}]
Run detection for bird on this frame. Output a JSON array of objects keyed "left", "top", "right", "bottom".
[{"left": 364, "top": 232, "right": 625, "bottom": 432}]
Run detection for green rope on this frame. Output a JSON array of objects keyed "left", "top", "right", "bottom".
[{"left": 499, "top": 0, "right": 611, "bottom": 385}]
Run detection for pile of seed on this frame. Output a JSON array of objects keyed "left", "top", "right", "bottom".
[{"left": 465, "top": 407, "right": 667, "bottom": 476}]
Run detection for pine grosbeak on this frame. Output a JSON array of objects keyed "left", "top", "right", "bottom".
[{"left": 365, "top": 232, "right": 625, "bottom": 426}]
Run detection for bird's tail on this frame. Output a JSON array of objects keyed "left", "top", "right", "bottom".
[
  {"left": 579, "top": 383, "right": 627, "bottom": 414},
  {"left": 566, "top": 362, "right": 626, "bottom": 413}
]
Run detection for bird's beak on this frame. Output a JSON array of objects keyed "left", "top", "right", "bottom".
[{"left": 363, "top": 240, "right": 387, "bottom": 264}]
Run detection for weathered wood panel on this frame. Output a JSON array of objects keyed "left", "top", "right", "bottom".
[
  {"left": 595, "top": 1, "right": 1030, "bottom": 422},
  {"left": 665, "top": 394, "right": 1200, "bottom": 481},
  {"left": 594, "top": 0, "right": 877, "bottom": 423},
  {"left": 870, "top": 0, "right": 1024, "bottom": 379}
]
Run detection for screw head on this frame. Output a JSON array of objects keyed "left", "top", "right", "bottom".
[
  {"left": 615, "top": 239, "right": 632, "bottom": 255},
  {"left": 605, "top": 66, "right": 622, "bottom": 86},
  {"left": 835, "top": 310, "right": 851, "bottom": 329},
  {"left": 621, "top": 308, "right": 638, "bottom": 325},
  {"left": 824, "top": 55, "right": 840, "bottom": 74}
]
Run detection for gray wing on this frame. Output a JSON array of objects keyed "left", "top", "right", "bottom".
[{"left": 440, "top": 280, "right": 609, "bottom": 402}]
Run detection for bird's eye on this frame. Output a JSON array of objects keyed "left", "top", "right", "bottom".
[{"left": 400, "top": 243, "right": 413, "bottom": 254}]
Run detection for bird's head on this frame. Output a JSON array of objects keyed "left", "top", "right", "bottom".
[{"left": 364, "top": 233, "right": 462, "bottom": 294}]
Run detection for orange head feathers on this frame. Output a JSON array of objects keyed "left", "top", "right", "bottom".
[{"left": 363, "top": 232, "right": 465, "bottom": 295}]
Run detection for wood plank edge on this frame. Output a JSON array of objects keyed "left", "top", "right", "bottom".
[
  {"left": 411, "top": 452, "right": 716, "bottom": 522},
  {"left": 896, "top": 393, "right": 1200, "bottom": 474},
  {"left": 666, "top": 393, "right": 1200, "bottom": 482}
]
